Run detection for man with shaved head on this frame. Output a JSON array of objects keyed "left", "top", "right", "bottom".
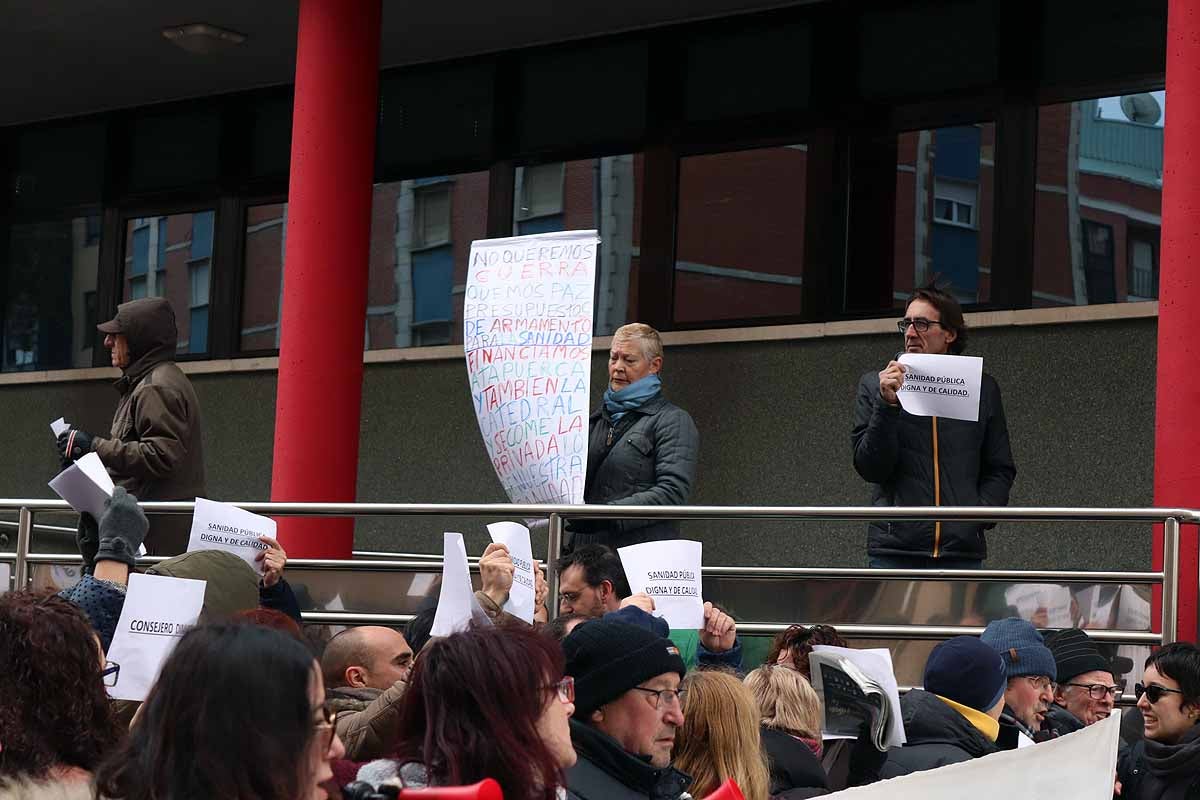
[{"left": 321, "top": 625, "right": 414, "bottom": 760}]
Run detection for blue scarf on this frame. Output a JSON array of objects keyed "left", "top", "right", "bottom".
[{"left": 603, "top": 374, "right": 662, "bottom": 422}]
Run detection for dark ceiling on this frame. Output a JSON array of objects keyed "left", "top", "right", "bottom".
[{"left": 0, "top": 0, "right": 814, "bottom": 126}]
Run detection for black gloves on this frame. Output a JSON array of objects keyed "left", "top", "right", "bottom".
[
  {"left": 94, "top": 487, "right": 148, "bottom": 568},
  {"left": 76, "top": 513, "right": 101, "bottom": 575},
  {"left": 57, "top": 429, "right": 96, "bottom": 462}
]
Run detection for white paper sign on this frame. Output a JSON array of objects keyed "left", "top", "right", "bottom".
[
  {"left": 186, "top": 497, "right": 274, "bottom": 576},
  {"left": 48, "top": 452, "right": 115, "bottom": 520},
  {"left": 463, "top": 230, "right": 599, "bottom": 505},
  {"left": 487, "top": 521, "right": 536, "bottom": 624},
  {"left": 813, "top": 645, "right": 907, "bottom": 746},
  {"left": 896, "top": 353, "right": 984, "bottom": 422},
  {"left": 51, "top": 417, "right": 70, "bottom": 437},
  {"left": 618, "top": 539, "right": 704, "bottom": 630},
  {"left": 824, "top": 710, "right": 1121, "bottom": 799},
  {"left": 105, "top": 573, "right": 206, "bottom": 701},
  {"left": 1004, "top": 584, "right": 1074, "bottom": 628},
  {"left": 430, "top": 532, "right": 491, "bottom": 637}
]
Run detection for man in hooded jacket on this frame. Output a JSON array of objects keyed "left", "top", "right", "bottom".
[{"left": 57, "top": 297, "right": 207, "bottom": 555}]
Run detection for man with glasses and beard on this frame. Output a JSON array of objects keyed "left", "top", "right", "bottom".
[
  {"left": 1042, "top": 628, "right": 1130, "bottom": 739},
  {"left": 851, "top": 285, "right": 1016, "bottom": 568}
]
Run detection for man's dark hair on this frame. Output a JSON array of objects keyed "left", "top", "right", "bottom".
[
  {"left": 1145, "top": 641, "right": 1200, "bottom": 705},
  {"left": 542, "top": 612, "right": 591, "bottom": 642},
  {"left": 405, "top": 606, "right": 438, "bottom": 657},
  {"left": 908, "top": 284, "right": 968, "bottom": 354},
  {"left": 554, "top": 544, "right": 631, "bottom": 598}
]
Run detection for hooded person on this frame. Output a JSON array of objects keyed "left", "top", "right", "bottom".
[
  {"left": 981, "top": 618, "right": 1058, "bottom": 749},
  {"left": 880, "top": 636, "right": 1008, "bottom": 778},
  {"left": 56, "top": 297, "right": 207, "bottom": 555}
]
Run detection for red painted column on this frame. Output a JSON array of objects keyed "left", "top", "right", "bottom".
[
  {"left": 1153, "top": 0, "right": 1200, "bottom": 641},
  {"left": 271, "top": 0, "right": 381, "bottom": 558}
]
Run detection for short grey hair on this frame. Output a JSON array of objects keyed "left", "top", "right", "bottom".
[{"left": 612, "top": 322, "right": 663, "bottom": 362}]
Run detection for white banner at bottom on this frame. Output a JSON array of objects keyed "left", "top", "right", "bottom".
[{"left": 827, "top": 710, "right": 1121, "bottom": 799}]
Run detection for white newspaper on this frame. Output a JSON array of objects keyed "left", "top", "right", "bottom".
[
  {"left": 618, "top": 539, "right": 704, "bottom": 629},
  {"left": 487, "top": 521, "right": 536, "bottom": 623},
  {"left": 897, "top": 353, "right": 984, "bottom": 422},
  {"left": 463, "top": 230, "right": 599, "bottom": 505},
  {"left": 48, "top": 452, "right": 114, "bottom": 520},
  {"left": 186, "top": 498, "right": 274, "bottom": 576},
  {"left": 105, "top": 573, "right": 206, "bottom": 702},
  {"left": 430, "top": 532, "right": 491, "bottom": 637},
  {"left": 812, "top": 645, "right": 906, "bottom": 748},
  {"left": 825, "top": 710, "right": 1121, "bottom": 799}
]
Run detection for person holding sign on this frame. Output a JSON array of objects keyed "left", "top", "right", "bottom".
[
  {"left": 570, "top": 323, "right": 700, "bottom": 551},
  {"left": 56, "top": 297, "right": 207, "bottom": 556},
  {"left": 851, "top": 286, "right": 1016, "bottom": 568}
]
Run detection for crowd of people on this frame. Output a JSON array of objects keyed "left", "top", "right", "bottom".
[{"left": 3, "top": 491, "right": 1198, "bottom": 800}]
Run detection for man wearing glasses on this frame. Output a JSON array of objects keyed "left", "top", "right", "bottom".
[
  {"left": 852, "top": 285, "right": 1016, "bottom": 568},
  {"left": 1043, "top": 627, "right": 1129, "bottom": 737},
  {"left": 982, "top": 618, "right": 1058, "bottom": 749},
  {"left": 563, "top": 619, "right": 693, "bottom": 799}
]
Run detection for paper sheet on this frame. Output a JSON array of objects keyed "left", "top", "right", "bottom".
[
  {"left": 50, "top": 417, "right": 70, "bottom": 437},
  {"left": 824, "top": 711, "right": 1121, "bottom": 799},
  {"left": 813, "top": 644, "right": 907, "bottom": 747},
  {"left": 1004, "top": 583, "right": 1074, "bottom": 628},
  {"left": 430, "top": 532, "right": 490, "bottom": 637},
  {"left": 0, "top": 562, "right": 10, "bottom": 595},
  {"left": 463, "top": 230, "right": 599, "bottom": 505},
  {"left": 48, "top": 452, "right": 115, "bottom": 520},
  {"left": 186, "top": 497, "right": 274, "bottom": 575},
  {"left": 897, "top": 353, "right": 984, "bottom": 422},
  {"left": 618, "top": 539, "right": 704, "bottom": 629},
  {"left": 487, "top": 521, "right": 536, "bottom": 623},
  {"left": 105, "top": 573, "right": 206, "bottom": 701}
]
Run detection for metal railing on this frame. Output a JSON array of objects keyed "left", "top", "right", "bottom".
[{"left": 0, "top": 499, "right": 1190, "bottom": 646}]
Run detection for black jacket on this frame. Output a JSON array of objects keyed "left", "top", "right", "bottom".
[
  {"left": 1118, "top": 725, "right": 1200, "bottom": 800},
  {"left": 880, "top": 690, "right": 999, "bottom": 778},
  {"left": 1039, "top": 702, "right": 1086, "bottom": 741},
  {"left": 566, "top": 718, "right": 692, "bottom": 800},
  {"left": 760, "top": 726, "right": 829, "bottom": 797},
  {"left": 851, "top": 369, "right": 1016, "bottom": 560},
  {"left": 573, "top": 394, "right": 699, "bottom": 550}
]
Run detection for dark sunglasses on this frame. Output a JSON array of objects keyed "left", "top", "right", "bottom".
[{"left": 1136, "top": 683, "right": 1186, "bottom": 704}]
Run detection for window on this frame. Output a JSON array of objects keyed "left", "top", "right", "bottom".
[
  {"left": 122, "top": 211, "right": 215, "bottom": 355},
  {"left": 239, "top": 203, "right": 287, "bottom": 352},
  {"left": 412, "top": 183, "right": 451, "bottom": 248},
  {"left": 1033, "top": 92, "right": 1164, "bottom": 306},
  {"left": 894, "top": 124, "right": 994, "bottom": 305},
  {"left": 515, "top": 163, "right": 565, "bottom": 230},
  {"left": 2, "top": 216, "right": 101, "bottom": 372},
  {"left": 673, "top": 145, "right": 807, "bottom": 324}
]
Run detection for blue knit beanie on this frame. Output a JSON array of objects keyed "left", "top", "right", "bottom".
[
  {"left": 981, "top": 617, "right": 1057, "bottom": 679},
  {"left": 924, "top": 635, "right": 1008, "bottom": 713}
]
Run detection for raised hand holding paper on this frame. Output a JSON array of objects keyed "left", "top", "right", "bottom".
[
  {"left": 618, "top": 539, "right": 704, "bottom": 629},
  {"left": 487, "top": 521, "right": 536, "bottom": 623},
  {"left": 48, "top": 452, "right": 114, "bottom": 519},
  {"left": 186, "top": 497, "right": 275, "bottom": 576},
  {"left": 105, "top": 572, "right": 206, "bottom": 701},
  {"left": 896, "top": 353, "right": 983, "bottom": 422},
  {"left": 430, "top": 532, "right": 490, "bottom": 637},
  {"left": 463, "top": 230, "right": 598, "bottom": 505}
]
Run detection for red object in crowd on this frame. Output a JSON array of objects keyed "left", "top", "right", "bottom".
[
  {"left": 398, "top": 779, "right": 503, "bottom": 799},
  {"left": 701, "top": 778, "right": 747, "bottom": 800}
]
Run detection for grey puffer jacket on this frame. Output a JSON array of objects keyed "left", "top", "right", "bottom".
[
  {"left": 574, "top": 395, "right": 699, "bottom": 550},
  {"left": 851, "top": 369, "right": 1016, "bottom": 560}
]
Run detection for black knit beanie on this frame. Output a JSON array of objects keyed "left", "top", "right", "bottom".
[
  {"left": 563, "top": 619, "right": 687, "bottom": 718},
  {"left": 1043, "top": 628, "right": 1114, "bottom": 683}
]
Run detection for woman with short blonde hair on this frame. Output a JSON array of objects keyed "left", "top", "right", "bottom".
[
  {"left": 672, "top": 670, "right": 771, "bottom": 800},
  {"left": 743, "top": 665, "right": 831, "bottom": 795}
]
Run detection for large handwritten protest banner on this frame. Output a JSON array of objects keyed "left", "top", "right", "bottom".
[{"left": 464, "top": 230, "right": 599, "bottom": 505}]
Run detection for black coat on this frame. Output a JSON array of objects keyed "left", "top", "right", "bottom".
[
  {"left": 851, "top": 370, "right": 1016, "bottom": 560},
  {"left": 566, "top": 719, "right": 692, "bottom": 800},
  {"left": 760, "top": 726, "right": 829, "bottom": 796},
  {"left": 573, "top": 394, "right": 699, "bottom": 550},
  {"left": 880, "top": 690, "right": 999, "bottom": 778},
  {"left": 1118, "top": 726, "right": 1200, "bottom": 800}
]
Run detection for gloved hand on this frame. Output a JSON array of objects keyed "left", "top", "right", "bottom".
[
  {"left": 94, "top": 487, "right": 148, "bottom": 568},
  {"left": 76, "top": 512, "right": 100, "bottom": 575},
  {"left": 56, "top": 429, "right": 96, "bottom": 462}
]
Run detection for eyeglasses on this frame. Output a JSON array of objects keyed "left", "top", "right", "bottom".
[
  {"left": 1136, "top": 683, "right": 1186, "bottom": 705},
  {"left": 630, "top": 685, "right": 687, "bottom": 710},
  {"left": 102, "top": 661, "right": 120, "bottom": 688},
  {"left": 1023, "top": 675, "right": 1057, "bottom": 693},
  {"left": 1064, "top": 682, "right": 1123, "bottom": 700},
  {"left": 897, "top": 317, "right": 945, "bottom": 334},
  {"left": 313, "top": 706, "right": 340, "bottom": 755},
  {"left": 559, "top": 591, "right": 581, "bottom": 604},
  {"left": 546, "top": 676, "right": 575, "bottom": 704}
]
